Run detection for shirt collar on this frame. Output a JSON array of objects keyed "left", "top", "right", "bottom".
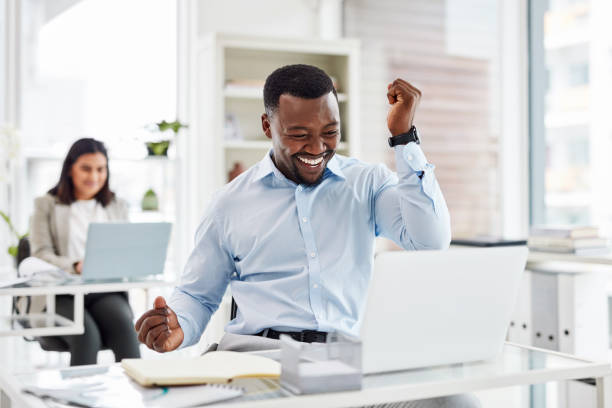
[
  {"left": 252, "top": 150, "right": 346, "bottom": 184},
  {"left": 325, "top": 154, "right": 345, "bottom": 180},
  {"left": 252, "top": 150, "right": 282, "bottom": 183}
]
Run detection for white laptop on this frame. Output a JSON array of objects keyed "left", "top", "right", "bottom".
[
  {"left": 361, "top": 246, "right": 528, "bottom": 374},
  {"left": 80, "top": 222, "right": 172, "bottom": 281}
]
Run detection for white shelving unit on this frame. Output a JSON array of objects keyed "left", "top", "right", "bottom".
[
  {"left": 187, "top": 32, "right": 360, "bottom": 347},
  {"left": 194, "top": 33, "right": 360, "bottom": 196}
]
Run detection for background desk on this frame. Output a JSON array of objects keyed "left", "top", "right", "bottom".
[
  {"left": 528, "top": 251, "right": 612, "bottom": 266},
  {"left": 505, "top": 250, "right": 612, "bottom": 406},
  {"left": 1, "top": 343, "right": 610, "bottom": 408},
  {"left": 0, "top": 276, "right": 176, "bottom": 337}
]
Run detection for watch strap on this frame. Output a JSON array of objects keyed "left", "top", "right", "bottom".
[{"left": 388, "top": 126, "right": 420, "bottom": 147}]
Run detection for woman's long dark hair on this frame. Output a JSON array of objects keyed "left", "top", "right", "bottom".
[{"left": 48, "top": 138, "right": 115, "bottom": 207}]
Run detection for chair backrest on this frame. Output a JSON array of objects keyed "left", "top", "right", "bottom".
[
  {"left": 230, "top": 298, "right": 238, "bottom": 320},
  {"left": 16, "top": 236, "right": 31, "bottom": 270},
  {"left": 13, "top": 237, "right": 31, "bottom": 315}
]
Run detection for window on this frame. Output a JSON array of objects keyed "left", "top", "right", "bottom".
[
  {"left": 345, "top": 0, "right": 502, "bottom": 238},
  {"left": 530, "top": 0, "right": 612, "bottom": 233},
  {"left": 18, "top": 0, "right": 178, "bottom": 268},
  {"left": 0, "top": 0, "right": 5, "bottom": 125}
]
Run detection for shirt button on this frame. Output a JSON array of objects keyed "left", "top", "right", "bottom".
[
  {"left": 310, "top": 252, "right": 316, "bottom": 258},
  {"left": 302, "top": 217, "right": 308, "bottom": 223},
  {"left": 313, "top": 283, "right": 318, "bottom": 289},
  {"left": 407, "top": 154, "right": 414, "bottom": 161}
]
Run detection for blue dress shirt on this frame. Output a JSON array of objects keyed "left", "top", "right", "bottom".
[{"left": 169, "top": 144, "right": 451, "bottom": 347}]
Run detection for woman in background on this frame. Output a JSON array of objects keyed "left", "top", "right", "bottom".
[{"left": 30, "top": 138, "right": 140, "bottom": 365}]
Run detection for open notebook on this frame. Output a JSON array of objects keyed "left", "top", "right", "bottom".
[{"left": 121, "top": 351, "right": 281, "bottom": 387}]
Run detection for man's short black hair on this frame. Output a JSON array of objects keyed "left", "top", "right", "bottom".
[{"left": 263, "top": 64, "right": 337, "bottom": 115}]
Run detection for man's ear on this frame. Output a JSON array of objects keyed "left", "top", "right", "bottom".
[{"left": 261, "top": 113, "right": 272, "bottom": 139}]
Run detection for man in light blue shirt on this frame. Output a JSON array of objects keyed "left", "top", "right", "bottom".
[
  {"left": 135, "top": 65, "right": 483, "bottom": 407},
  {"left": 135, "top": 64, "right": 450, "bottom": 352}
]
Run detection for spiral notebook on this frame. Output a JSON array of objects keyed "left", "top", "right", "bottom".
[
  {"left": 23, "top": 383, "right": 243, "bottom": 408},
  {"left": 121, "top": 351, "right": 281, "bottom": 387}
]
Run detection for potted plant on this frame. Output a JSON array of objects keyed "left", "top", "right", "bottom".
[
  {"left": 0, "top": 210, "right": 28, "bottom": 267},
  {"left": 141, "top": 188, "right": 159, "bottom": 211},
  {"left": 145, "top": 119, "right": 188, "bottom": 157}
]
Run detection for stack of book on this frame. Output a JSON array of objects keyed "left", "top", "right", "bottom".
[{"left": 528, "top": 225, "right": 610, "bottom": 255}]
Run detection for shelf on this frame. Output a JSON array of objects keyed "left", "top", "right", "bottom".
[
  {"left": 24, "top": 153, "right": 176, "bottom": 163},
  {"left": 129, "top": 210, "right": 175, "bottom": 223},
  {"left": 224, "top": 140, "right": 271, "bottom": 149},
  {"left": 198, "top": 33, "right": 359, "bottom": 191},
  {"left": 223, "top": 140, "right": 348, "bottom": 150},
  {"left": 224, "top": 86, "right": 347, "bottom": 102}
]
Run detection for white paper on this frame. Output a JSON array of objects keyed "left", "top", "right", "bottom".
[
  {"left": 18, "top": 257, "right": 74, "bottom": 282},
  {"left": 0, "top": 276, "right": 31, "bottom": 288}
]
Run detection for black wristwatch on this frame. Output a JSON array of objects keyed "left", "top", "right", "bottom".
[{"left": 388, "top": 125, "right": 420, "bottom": 147}]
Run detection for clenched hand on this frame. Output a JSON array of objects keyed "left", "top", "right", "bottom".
[
  {"left": 386, "top": 78, "right": 421, "bottom": 137},
  {"left": 134, "top": 296, "right": 184, "bottom": 352}
]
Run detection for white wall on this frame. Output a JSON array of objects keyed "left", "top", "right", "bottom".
[{"left": 197, "top": 0, "right": 320, "bottom": 37}]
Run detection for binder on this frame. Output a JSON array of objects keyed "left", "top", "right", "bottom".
[{"left": 530, "top": 271, "right": 559, "bottom": 350}]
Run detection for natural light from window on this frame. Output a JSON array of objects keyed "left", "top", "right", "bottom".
[{"left": 22, "top": 0, "right": 176, "bottom": 159}]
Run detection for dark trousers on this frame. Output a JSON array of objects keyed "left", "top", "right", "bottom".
[{"left": 56, "top": 292, "right": 141, "bottom": 366}]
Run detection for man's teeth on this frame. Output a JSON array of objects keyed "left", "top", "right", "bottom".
[{"left": 297, "top": 156, "right": 323, "bottom": 165}]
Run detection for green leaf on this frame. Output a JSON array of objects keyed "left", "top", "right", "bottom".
[
  {"left": 8, "top": 246, "right": 17, "bottom": 257},
  {"left": 0, "top": 209, "right": 19, "bottom": 239},
  {"left": 155, "top": 119, "right": 188, "bottom": 134},
  {"left": 0, "top": 210, "right": 9, "bottom": 225}
]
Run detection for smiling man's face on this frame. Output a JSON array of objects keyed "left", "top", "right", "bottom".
[{"left": 262, "top": 92, "right": 341, "bottom": 186}]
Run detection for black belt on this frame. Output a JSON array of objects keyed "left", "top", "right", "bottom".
[{"left": 255, "top": 328, "right": 328, "bottom": 343}]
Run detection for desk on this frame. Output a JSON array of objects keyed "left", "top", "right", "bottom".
[
  {"left": 0, "top": 276, "right": 176, "bottom": 337},
  {"left": 528, "top": 250, "right": 612, "bottom": 267},
  {"left": 1, "top": 343, "right": 611, "bottom": 408}
]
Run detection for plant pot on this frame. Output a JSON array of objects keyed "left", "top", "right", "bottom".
[
  {"left": 141, "top": 189, "right": 159, "bottom": 211},
  {"left": 145, "top": 140, "right": 170, "bottom": 156}
]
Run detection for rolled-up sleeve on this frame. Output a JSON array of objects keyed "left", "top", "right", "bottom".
[
  {"left": 373, "top": 143, "right": 451, "bottom": 250},
  {"left": 168, "top": 214, "right": 234, "bottom": 348}
]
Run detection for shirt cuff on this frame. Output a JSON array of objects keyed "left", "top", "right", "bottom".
[
  {"left": 175, "top": 313, "right": 195, "bottom": 349},
  {"left": 393, "top": 143, "right": 430, "bottom": 175},
  {"left": 393, "top": 142, "right": 439, "bottom": 214}
]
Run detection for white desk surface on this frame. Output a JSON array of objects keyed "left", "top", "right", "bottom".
[
  {"left": 527, "top": 250, "right": 612, "bottom": 266},
  {"left": 450, "top": 245, "right": 612, "bottom": 267},
  {"left": 0, "top": 275, "right": 176, "bottom": 296},
  {"left": 0, "top": 276, "right": 176, "bottom": 337},
  {"left": 1, "top": 343, "right": 611, "bottom": 408}
]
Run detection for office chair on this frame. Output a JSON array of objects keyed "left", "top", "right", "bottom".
[
  {"left": 230, "top": 298, "right": 238, "bottom": 320},
  {"left": 14, "top": 236, "right": 109, "bottom": 353},
  {"left": 203, "top": 296, "right": 238, "bottom": 353}
]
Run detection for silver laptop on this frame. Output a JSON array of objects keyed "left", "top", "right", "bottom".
[
  {"left": 361, "top": 246, "right": 528, "bottom": 374},
  {"left": 81, "top": 222, "right": 172, "bottom": 281}
]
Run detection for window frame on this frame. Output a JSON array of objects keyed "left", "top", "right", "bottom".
[{"left": 528, "top": 0, "right": 549, "bottom": 227}]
